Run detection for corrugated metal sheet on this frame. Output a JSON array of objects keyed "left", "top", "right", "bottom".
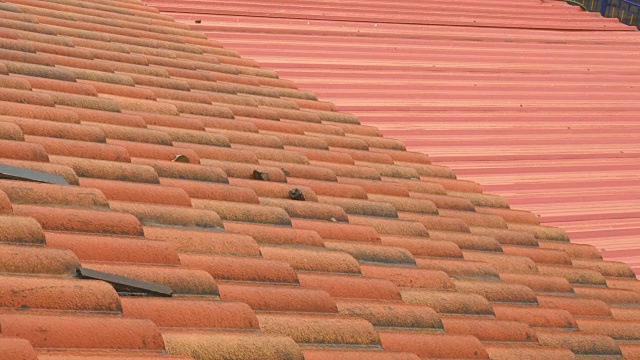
[{"left": 152, "top": 0, "right": 640, "bottom": 271}]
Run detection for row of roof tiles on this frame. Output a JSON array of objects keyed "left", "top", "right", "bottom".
[{"left": 0, "top": 0, "right": 639, "bottom": 359}]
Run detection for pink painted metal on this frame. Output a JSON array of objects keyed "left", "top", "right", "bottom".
[{"left": 152, "top": 0, "right": 640, "bottom": 272}]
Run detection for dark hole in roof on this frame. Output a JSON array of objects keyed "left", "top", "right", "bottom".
[
  {"left": 76, "top": 267, "right": 173, "bottom": 297},
  {"left": 0, "top": 163, "right": 69, "bottom": 185}
]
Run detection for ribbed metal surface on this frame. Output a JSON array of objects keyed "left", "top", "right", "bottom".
[{"left": 152, "top": 0, "right": 640, "bottom": 272}]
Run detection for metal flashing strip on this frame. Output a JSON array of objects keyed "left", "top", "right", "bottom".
[
  {"left": 0, "top": 163, "right": 69, "bottom": 185},
  {"left": 76, "top": 267, "right": 173, "bottom": 297}
]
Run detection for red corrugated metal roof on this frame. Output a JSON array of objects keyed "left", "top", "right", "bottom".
[
  {"left": 151, "top": 0, "right": 640, "bottom": 272},
  {"left": 0, "top": 0, "right": 639, "bottom": 359}
]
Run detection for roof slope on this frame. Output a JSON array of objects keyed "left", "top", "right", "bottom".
[
  {"left": 0, "top": 0, "right": 638, "bottom": 359},
  {"left": 151, "top": 0, "right": 640, "bottom": 272}
]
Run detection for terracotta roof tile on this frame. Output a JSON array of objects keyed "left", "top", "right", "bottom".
[
  {"left": 14, "top": 204, "right": 144, "bottom": 236},
  {"left": 162, "top": 331, "right": 303, "bottom": 360},
  {"left": 0, "top": 314, "right": 164, "bottom": 350},
  {"left": 180, "top": 253, "right": 297, "bottom": 284},
  {"left": 219, "top": 282, "right": 337, "bottom": 313},
  {"left": 28, "top": 135, "right": 130, "bottom": 161},
  {"left": 401, "top": 289, "right": 493, "bottom": 315},
  {"left": 224, "top": 221, "right": 325, "bottom": 247},
  {"left": 298, "top": 273, "right": 401, "bottom": 301},
  {"left": 121, "top": 297, "right": 258, "bottom": 329},
  {"left": 378, "top": 331, "right": 489, "bottom": 359},
  {"left": 0, "top": 243, "right": 79, "bottom": 275},
  {"left": 46, "top": 231, "right": 180, "bottom": 264},
  {"left": 0, "top": 275, "right": 120, "bottom": 312}
]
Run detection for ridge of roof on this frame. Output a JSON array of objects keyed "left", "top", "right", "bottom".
[{"left": 0, "top": 0, "right": 638, "bottom": 359}]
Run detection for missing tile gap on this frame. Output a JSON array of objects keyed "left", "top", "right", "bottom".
[
  {"left": 0, "top": 163, "right": 68, "bottom": 185},
  {"left": 76, "top": 267, "right": 173, "bottom": 297}
]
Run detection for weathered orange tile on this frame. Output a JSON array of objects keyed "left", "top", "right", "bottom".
[
  {"left": 107, "top": 140, "right": 200, "bottom": 163},
  {"left": 298, "top": 273, "right": 401, "bottom": 301},
  {"left": 162, "top": 330, "right": 303, "bottom": 360},
  {"left": 179, "top": 253, "right": 298, "bottom": 284},
  {"left": 508, "top": 223, "right": 569, "bottom": 242},
  {"left": 0, "top": 274, "right": 120, "bottom": 312},
  {"left": 1, "top": 116, "right": 106, "bottom": 142},
  {"left": 26, "top": 135, "right": 130, "bottom": 162},
  {"left": 469, "top": 226, "right": 538, "bottom": 246},
  {"left": 318, "top": 196, "right": 397, "bottom": 218},
  {"left": 382, "top": 177, "right": 447, "bottom": 195},
  {"left": 110, "top": 201, "right": 223, "bottom": 229},
  {"left": 493, "top": 304, "right": 576, "bottom": 328},
  {"left": 538, "top": 294, "right": 612, "bottom": 317},
  {"left": 229, "top": 178, "right": 317, "bottom": 201},
  {"left": 14, "top": 204, "right": 143, "bottom": 236},
  {"left": 219, "top": 282, "right": 337, "bottom": 313},
  {"left": 337, "top": 299, "right": 442, "bottom": 329},
  {"left": 233, "top": 144, "right": 309, "bottom": 164},
  {"left": 428, "top": 230, "right": 502, "bottom": 251},
  {"left": 193, "top": 198, "right": 290, "bottom": 225},
  {"left": 308, "top": 160, "right": 379, "bottom": 180},
  {"left": 0, "top": 139, "right": 49, "bottom": 162},
  {"left": 259, "top": 197, "right": 349, "bottom": 222},
  {"left": 416, "top": 257, "right": 499, "bottom": 278},
  {"left": 125, "top": 111, "right": 205, "bottom": 131},
  {"left": 378, "top": 331, "right": 489, "bottom": 359},
  {"left": 0, "top": 314, "right": 164, "bottom": 350},
  {"left": 577, "top": 319, "right": 640, "bottom": 340},
  {"left": 0, "top": 337, "right": 37, "bottom": 360},
  {"left": 573, "top": 259, "right": 636, "bottom": 278},
  {"left": 450, "top": 191, "right": 511, "bottom": 209},
  {"left": 537, "top": 264, "right": 606, "bottom": 285},
  {"left": 71, "top": 107, "right": 147, "bottom": 127},
  {"left": 132, "top": 158, "right": 228, "bottom": 183},
  {"left": 361, "top": 264, "right": 453, "bottom": 289},
  {"left": 573, "top": 286, "right": 640, "bottom": 305},
  {"left": 261, "top": 245, "right": 360, "bottom": 273},
  {"left": 201, "top": 159, "right": 287, "bottom": 182},
  {"left": 399, "top": 212, "right": 470, "bottom": 233},
  {"left": 0, "top": 244, "right": 79, "bottom": 275},
  {"left": 380, "top": 235, "right": 463, "bottom": 258},
  {"left": 441, "top": 316, "right": 536, "bottom": 342},
  {"left": 262, "top": 159, "right": 338, "bottom": 181},
  {"left": 0, "top": 158, "right": 79, "bottom": 185},
  {"left": 349, "top": 215, "right": 429, "bottom": 237},
  {"left": 536, "top": 330, "right": 621, "bottom": 356},
  {"left": 290, "top": 218, "right": 380, "bottom": 243},
  {"left": 45, "top": 231, "right": 180, "bottom": 265},
  {"left": 143, "top": 226, "right": 260, "bottom": 256},
  {"left": 454, "top": 279, "right": 537, "bottom": 303},
  {"left": 409, "top": 192, "right": 475, "bottom": 211},
  {"left": 49, "top": 155, "right": 160, "bottom": 183},
  {"left": 287, "top": 146, "right": 355, "bottom": 164},
  {"left": 224, "top": 221, "right": 324, "bottom": 247},
  {"left": 500, "top": 273, "right": 573, "bottom": 293},
  {"left": 258, "top": 313, "right": 379, "bottom": 345},
  {"left": 325, "top": 241, "right": 415, "bottom": 265},
  {"left": 502, "top": 245, "right": 572, "bottom": 265},
  {"left": 538, "top": 241, "right": 603, "bottom": 260},
  {"left": 303, "top": 349, "right": 420, "bottom": 360},
  {"left": 401, "top": 289, "right": 493, "bottom": 315},
  {"left": 121, "top": 297, "right": 258, "bottom": 329},
  {"left": 484, "top": 344, "right": 575, "bottom": 360},
  {"left": 463, "top": 250, "right": 538, "bottom": 274},
  {"left": 0, "top": 120, "right": 24, "bottom": 141},
  {"left": 338, "top": 177, "right": 410, "bottom": 197}
]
